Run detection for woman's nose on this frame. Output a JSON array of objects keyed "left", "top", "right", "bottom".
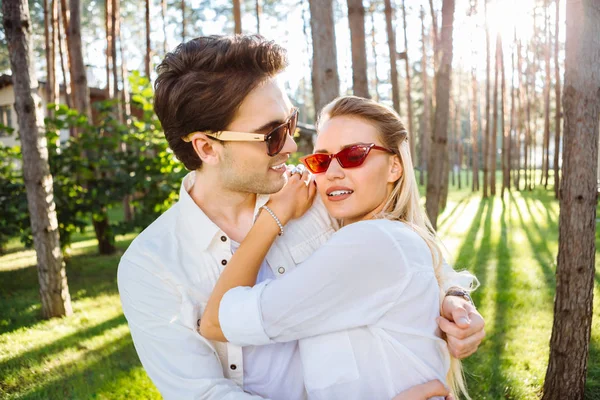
[{"left": 325, "top": 157, "right": 345, "bottom": 180}]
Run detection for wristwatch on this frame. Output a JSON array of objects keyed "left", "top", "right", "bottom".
[{"left": 445, "top": 288, "right": 475, "bottom": 306}]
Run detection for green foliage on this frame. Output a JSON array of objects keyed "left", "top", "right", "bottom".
[
  {"left": 1, "top": 71, "right": 186, "bottom": 251},
  {"left": 0, "top": 145, "right": 30, "bottom": 253}
]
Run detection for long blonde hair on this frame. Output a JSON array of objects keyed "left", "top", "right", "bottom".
[{"left": 317, "top": 96, "right": 470, "bottom": 399}]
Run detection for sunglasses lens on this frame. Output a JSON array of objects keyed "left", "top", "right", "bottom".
[
  {"left": 302, "top": 154, "right": 331, "bottom": 173},
  {"left": 266, "top": 125, "right": 288, "bottom": 156},
  {"left": 337, "top": 145, "right": 370, "bottom": 168}
]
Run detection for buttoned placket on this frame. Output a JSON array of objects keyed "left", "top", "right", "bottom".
[{"left": 213, "top": 231, "right": 246, "bottom": 385}]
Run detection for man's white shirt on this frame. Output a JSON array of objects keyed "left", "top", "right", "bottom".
[{"left": 117, "top": 172, "right": 474, "bottom": 399}]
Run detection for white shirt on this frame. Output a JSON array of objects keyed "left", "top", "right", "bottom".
[
  {"left": 220, "top": 219, "right": 456, "bottom": 400},
  {"left": 230, "top": 240, "right": 305, "bottom": 398},
  {"left": 118, "top": 172, "right": 474, "bottom": 399}
]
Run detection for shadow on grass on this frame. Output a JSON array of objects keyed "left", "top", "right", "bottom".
[
  {"left": 0, "top": 237, "right": 132, "bottom": 336},
  {"left": 438, "top": 193, "right": 472, "bottom": 230},
  {"left": 510, "top": 192, "right": 555, "bottom": 298},
  {"left": 14, "top": 330, "right": 147, "bottom": 400},
  {"left": 586, "top": 334, "right": 600, "bottom": 399},
  {"left": 0, "top": 313, "right": 126, "bottom": 377}
]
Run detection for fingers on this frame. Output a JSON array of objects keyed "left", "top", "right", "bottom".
[
  {"left": 391, "top": 380, "right": 449, "bottom": 400},
  {"left": 439, "top": 313, "right": 486, "bottom": 359}
]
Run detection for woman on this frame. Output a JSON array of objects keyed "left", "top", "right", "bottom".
[{"left": 201, "top": 96, "right": 474, "bottom": 399}]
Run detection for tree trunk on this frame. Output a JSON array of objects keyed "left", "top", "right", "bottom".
[
  {"left": 347, "top": 0, "right": 369, "bottom": 98},
  {"left": 491, "top": 33, "right": 499, "bottom": 197},
  {"left": 553, "top": 0, "right": 561, "bottom": 199},
  {"left": 470, "top": 63, "right": 479, "bottom": 191},
  {"left": 233, "top": 0, "right": 242, "bottom": 34},
  {"left": 43, "top": 0, "right": 53, "bottom": 109},
  {"left": 309, "top": 0, "right": 339, "bottom": 115},
  {"left": 2, "top": 0, "right": 73, "bottom": 319},
  {"left": 541, "top": 0, "right": 551, "bottom": 188},
  {"left": 425, "top": 0, "right": 454, "bottom": 230},
  {"left": 59, "top": 0, "right": 72, "bottom": 107},
  {"left": 105, "top": 0, "right": 114, "bottom": 97},
  {"left": 255, "top": 0, "right": 261, "bottom": 33},
  {"left": 65, "top": 0, "right": 91, "bottom": 122},
  {"left": 482, "top": 0, "right": 490, "bottom": 198},
  {"left": 51, "top": 0, "right": 59, "bottom": 111},
  {"left": 161, "top": 0, "right": 168, "bottom": 54},
  {"left": 383, "top": 0, "right": 400, "bottom": 114},
  {"left": 419, "top": 6, "right": 430, "bottom": 186},
  {"left": 111, "top": 0, "right": 120, "bottom": 116},
  {"left": 541, "top": 1, "right": 599, "bottom": 397},
  {"left": 518, "top": 40, "right": 529, "bottom": 191},
  {"left": 181, "top": 0, "right": 186, "bottom": 41},
  {"left": 500, "top": 34, "right": 509, "bottom": 197},
  {"left": 145, "top": 0, "right": 151, "bottom": 78},
  {"left": 369, "top": 2, "right": 380, "bottom": 102},
  {"left": 401, "top": 0, "right": 415, "bottom": 160}
]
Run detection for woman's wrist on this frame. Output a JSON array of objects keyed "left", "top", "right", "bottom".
[{"left": 257, "top": 207, "right": 286, "bottom": 238}]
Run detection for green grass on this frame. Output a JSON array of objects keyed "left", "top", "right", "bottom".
[{"left": 0, "top": 178, "right": 599, "bottom": 399}]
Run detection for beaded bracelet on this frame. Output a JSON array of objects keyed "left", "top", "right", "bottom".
[{"left": 260, "top": 205, "right": 284, "bottom": 236}]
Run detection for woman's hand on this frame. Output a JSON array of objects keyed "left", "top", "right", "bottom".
[
  {"left": 391, "top": 380, "right": 452, "bottom": 400},
  {"left": 267, "top": 165, "right": 317, "bottom": 225}
]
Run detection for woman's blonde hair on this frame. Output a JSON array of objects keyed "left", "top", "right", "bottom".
[{"left": 317, "top": 95, "right": 470, "bottom": 399}]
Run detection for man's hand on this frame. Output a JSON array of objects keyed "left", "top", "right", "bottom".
[
  {"left": 438, "top": 295, "right": 485, "bottom": 359},
  {"left": 391, "top": 380, "right": 453, "bottom": 400}
]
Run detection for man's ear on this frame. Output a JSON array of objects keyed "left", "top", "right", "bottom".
[
  {"left": 190, "top": 134, "right": 222, "bottom": 166},
  {"left": 388, "top": 155, "right": 403, "bottom": 183}
]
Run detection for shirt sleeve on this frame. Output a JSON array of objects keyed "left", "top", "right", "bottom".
[
  {"left": 219, "top": 221, "right": 418, "bottom": 346},
  {"left": 438, "top": 259, "right": 478, "bottom": 293},
  {"left": 118, "top": 257, "right": 267, "bottom": 400}
]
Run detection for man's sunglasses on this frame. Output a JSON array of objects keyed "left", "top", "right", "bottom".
[
  {"left": 182, "top": 108, "right": 299, "bottom": 157},
  {"left": 300, "top": 143, "right": 393, "bottom": 174}
]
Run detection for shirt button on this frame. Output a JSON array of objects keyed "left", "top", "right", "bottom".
[
  {"left": 230, "top": 364, "right": 237, "bottom": 370},
  {"left": 221, "top": 236, "right": 227, "bottom": 242},
  {"left": 277, "top": 266, "right": 285, "bottom": 274},
  {"left": 221, "top": 259, "right": 227, "bottom": 266}
]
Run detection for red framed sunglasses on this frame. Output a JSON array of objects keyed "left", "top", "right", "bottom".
[
  {"left": 300, "top": 143, "right": 393, "bottom": 174},
  {"left": 183, "top": 108, "right": 299, "bottom": 157}
]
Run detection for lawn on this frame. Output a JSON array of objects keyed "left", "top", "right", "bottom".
[{"left": 1, "top": 183, "right": 599, "bottom": 399}]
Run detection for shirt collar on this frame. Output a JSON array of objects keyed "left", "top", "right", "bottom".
[{"left": 178, "top": 171, "right": 271, "bottom": 252}]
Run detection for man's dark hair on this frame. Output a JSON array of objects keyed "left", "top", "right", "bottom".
[{"left": 154, "top": 35, "right": 288, "bottom": 170}]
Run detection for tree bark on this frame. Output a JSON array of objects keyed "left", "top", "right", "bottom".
[
  {"left": 43, "top": 0, "right": 54, "bottom": 110},
  {"left": 66, "top": 0, "right": 91, "bottom": 122},
  {"left": 383, "top": 0, "right": 400, "bottom": 114},
  {"left": 470, "top": 63, "right": 479, "bottom": 191},
  {"left": 233, "top": 0, "right": 242, "bottom": 34},
  {"left": 425, "top": 0, "right": 454, "bottom": 230},
  {"left": 161, "top": 0, "right": 168, "bottom": 54},
  {"left": 145, "top": 0, "right": 151, "bottom": 78},
  {"left": 347, "top": 0, "right": 369, "bottom": 98},
  {"left": 255, "top": 0, "right": 261, "bottom": 33},
  {"left": 490, "top": 33, "right": 499, "bottom": 197},
  {"left": 105, "top": 0, "right": 114, "bottom": 97},
  {"left": 542, "top": 1, "right": 599, "bottom": 398},
  {"left": 58, "top": 0, "right": 72, "bottom": 107},
  {"left": 541, "top": 0, "right": 551, "bottom": 187},
  {"left": 482, "top": 0, "right": 490, "bottom": 198},
  {"left": 401, "top": 0, "right": 415, "bottom": 160},
  {"left": 553, "top": 0, "right": 561, "bottom": 199},
  {"left": 419, "top": 6, "right": 430, "bottom": 186},
  {"left": 369, "top": 2, "right": 380, "bottom": 102},
  {"left": 500, "top": 34, "right": 509, "bottom": 197},
  {"left": 309, "top": 0, "right": 339, "bottom": 115},
  {"left": 181, "top": 0, "right": 186, "bottom": 41},
  {"left": 2, "top": 0, "right": 73, "bottom": 319},
  {"left": 51, "top": 0, "right": 59, "bottom": 111}
]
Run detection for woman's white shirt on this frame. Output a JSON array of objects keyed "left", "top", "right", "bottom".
[{"left": 220, "top": 219, "right": 450, "bottom": 400}]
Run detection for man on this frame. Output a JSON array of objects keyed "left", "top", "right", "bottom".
[{"left": 118, "top": 34, "right": 484, "bottom": 399}]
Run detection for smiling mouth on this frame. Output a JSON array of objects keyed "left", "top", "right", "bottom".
[
  {"left": 270, "top": 162, "right": 286, "bottom": 171},
  {"left": 327, "top": 190, "right": 354, "bottom": 197}
]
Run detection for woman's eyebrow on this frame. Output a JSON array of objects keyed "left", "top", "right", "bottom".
[{"left": 314, "top": 143, "right": 365, "bottom": 153}]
